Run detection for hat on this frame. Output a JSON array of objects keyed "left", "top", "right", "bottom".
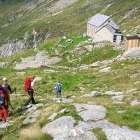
[{"left": 3, "top": 77, "right": 7, "bottom": 81}]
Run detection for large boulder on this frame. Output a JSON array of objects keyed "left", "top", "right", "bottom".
[
  {"left": 42, "top": 116, "right": 75, "bottom": 139},
  {"left": 74, "top": 104, "right": 106, "bottom": 121},
  {"left": 42, "top": 116, "right": 97, "bottom": 140}
]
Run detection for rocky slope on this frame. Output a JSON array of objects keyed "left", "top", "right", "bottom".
[
  {"left": 0, "top": 0, "right": 140, "bottom": 140},
  {"left": 0, "top": 36, "right": 140, "bottom": 140}
]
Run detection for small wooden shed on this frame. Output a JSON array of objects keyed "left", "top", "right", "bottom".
[{"left": 126, "top": 35, "right": 140, "bottom": 48}]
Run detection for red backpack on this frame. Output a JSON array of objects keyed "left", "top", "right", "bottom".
[{"left": 24, "top": 77, "right": 32, "bottom": 92}]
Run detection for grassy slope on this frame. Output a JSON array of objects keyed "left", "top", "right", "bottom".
[
  {"left": 1, "top": 36, "right": 140, "bottom": 140},
  {"left": 0, "top": 0, "right": 140, "bottom": 44}
]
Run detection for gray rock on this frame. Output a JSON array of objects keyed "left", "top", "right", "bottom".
[
  {"left": 115, "top": 55, "right": 127, "bottom": 61},
  {"left": 83, "top": 45, "right": 94, "bottom": 52},
  {"left": 53, "top": 98, "right": 73, "bottom": 103},
  {"left": 62, "top": 131, "right": 97, "bottom": 140},
  {"left": 74, "top": 104, "right": 106, "bottom": 121},
  {"left": 44, "top": 69, "right": 58, "bottom": 73},
  {"left": 42, "top": 116, "right": 76, "bottom": 139},
  {"left": 48, "top": 109, "right": 69, "bottom": 121},
  {"left": 90, "top": 61, "right": 101, "bottom": 67},
  {"left": 15, "top": 51, "right": 61, "bottom": 70},
  {"left": 24, "top": 103, "right": 43, "bottom": 114},
  {"left": 83, "top": 91, "right": 101, "bottom": 97},
  {"left": 104, "top": 91, "right": 123, "bottom": 96},
  {"left": 42, "top": 116, "right": 97, "bottom": 140},
  {"left": 75, "top": 121, "right": 95, "bottom": 131},
  {"left": 90, "top": 60, "right": 113, "bottom": 68},
  {"left": 130, "top": 100, "right": 140, "bottom": 106},
  {"left": 111, "top": 95, "right": 124, "bottom": 101},
  {"left": 94, "top": 120, "right": 140, "bottom": 140},
  {"left": 23, "top": 110, "right": 40, "bottom": 125},
  {"left": 79, "top": 65, "right": 89, "bottom": 70},
  {"left": 62, "top": 98, "right": 73, "bottom": 104},
  {"left": 48, "top": 113, "right": 58, "bottom": 121},
  {"left": 99, "top": 67, "right": 111, "bottom": 73},
  {"left": 59, "top": 108, "right": 69, "bottom": 114}
]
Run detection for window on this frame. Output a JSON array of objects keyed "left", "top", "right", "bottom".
[
  {"left": 113, "top": 35, "right": 117, "bottom": 42},
  {"left": 121, "top": 36, "right": 124, "bottom": 42}
]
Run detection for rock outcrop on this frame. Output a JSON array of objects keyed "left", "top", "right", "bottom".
[
  {"left": 15, "top": 51, "right": 61, "bottom": 70},
  {"left": 42, "top": 116, "right": 97, "bottom": 140},
  {"left": 0, "top": 41, "right": 27, "bottom": 57},
  {"left": 74, "top": 104, "right": 106, "bottom": 121}
]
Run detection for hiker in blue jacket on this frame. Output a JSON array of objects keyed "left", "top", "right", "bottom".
[{"left": 54, "top": 82, "right": 62, "bottom": 98}]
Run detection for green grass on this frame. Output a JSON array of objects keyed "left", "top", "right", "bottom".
[
  {"left": 0, "top": 117, "right": 23, "bottom": 140},
  {"left": 107, "top": 105, "right": 140, "bottom": 131},
  {"left": 55, "top": 104, "right": 82, "bottom": 123},
  {"left": 39, "top": 34, "right": 89, "bottom": 56},
  {"left": 59, "top": 44, "right": 120, "bottom": 67},
  {"left": 93, "top": 128, "right": 107, "bottom": 140},
  {"left": 26, "top": 134, "right": 53, "bottom": 140},
  {"left": 80, "top": 45, "right": 119, "bottom": 64},
  {"left": 1, "top": 50, "right": 140, "bottom": 139}
]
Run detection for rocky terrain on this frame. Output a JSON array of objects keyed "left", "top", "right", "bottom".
[{"left": 0, "top": 0, "right": 140, "bottom": 140}]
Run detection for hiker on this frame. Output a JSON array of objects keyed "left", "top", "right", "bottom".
[
  {"left": 0, "top": 81, "right": 8, "bottom": 122},
  {"left": 24, "top": 76, "right": 36, "bottom": 106},
  {"left": 54, "top": 82, "right": 62, "bottom": 99},
  {"left": 2, "top": 77, "right": 15, "bottom": 110},
  {"left": 2, "top": 77, "right": 12, "bottom": 94},
  {"left": 1, "top": 78, "right": 10, "bottom": 108}
]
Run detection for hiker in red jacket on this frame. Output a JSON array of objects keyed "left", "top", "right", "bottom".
[
  {"left": 0, "top": 85, "right": 8, "bottom": 122},
  {"left": 24, "top": 76, "right": 36, "bottom": 106}
]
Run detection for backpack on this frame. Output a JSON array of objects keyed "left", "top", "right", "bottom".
[
  {"left": 24, "top": 77, "right": 32, "bottom": 92},
  {"left": 2, "top": 84, "right": 12, "bottom": 93},
  {"left": 54, "top": 83, "right": 62, "bottom": 92}
]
